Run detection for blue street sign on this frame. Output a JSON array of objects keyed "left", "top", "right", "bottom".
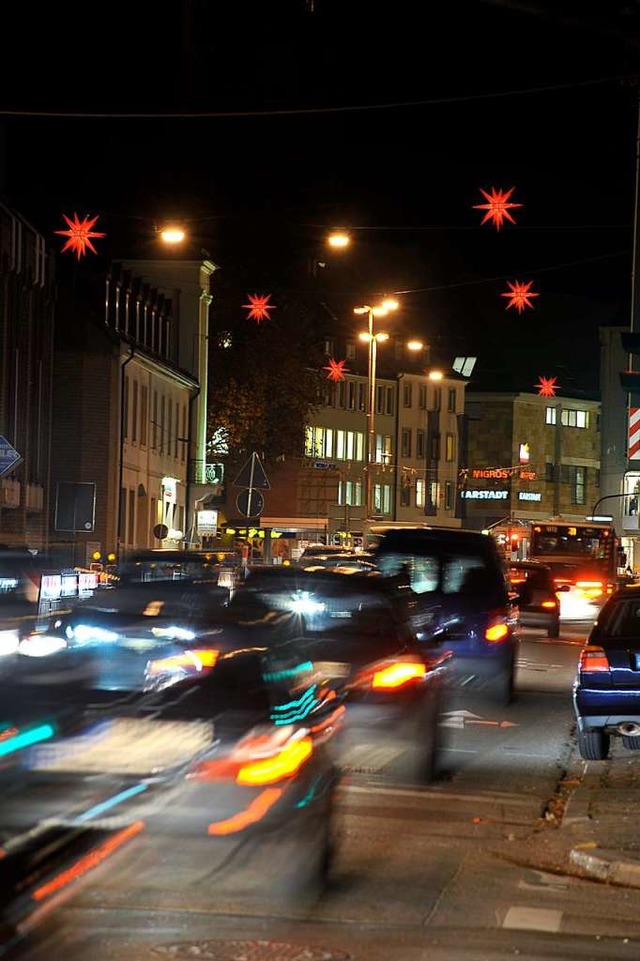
[{"left": 0, "top": 436, "right": 21, "bottom": 477}]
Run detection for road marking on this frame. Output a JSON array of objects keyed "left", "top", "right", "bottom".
[
  {"left": 518, "top": 870, "right": 569, "bottom": 892},
  {"left": 440, "top": 711, "right": 518, "bottom": 730},
  {"left": 502, "top": 906, "right": 563, "bottom": 932}
]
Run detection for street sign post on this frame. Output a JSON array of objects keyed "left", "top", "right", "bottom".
[
  {"left": 233, "top": 453, "right": 270, "bottom": 490},
  {"left": 236, "top": 489, "right": 264, "bottom": 518},
  {"left": 0, "top": 436, "right": 21, "bottom": 477}
]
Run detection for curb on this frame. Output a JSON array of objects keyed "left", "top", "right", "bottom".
[{"left": 570, "top": 846, "right": 640, "bottom": 887}]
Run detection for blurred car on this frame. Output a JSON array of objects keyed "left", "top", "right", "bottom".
[
  {"left": 0, "top": 579, "right": 341, "bottom": 918},
  {"left": 233, "top": 565, "right": 452, "bottom": 785},
  {"left": 121, "top": 548, "right": 245, "bottom": 594},
  {"left": 369, "top": 526, "right": 518, "bottom": 705},
  {"left": 573, "top": 584, "right": 640, "bottom": 760},
  {"left": 506, "top": 560, "right": 568, "bottom": 638}
]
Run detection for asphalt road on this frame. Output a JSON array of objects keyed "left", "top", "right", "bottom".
[{"left": 7, "top": 622, "right": 640, "bottom": 961}]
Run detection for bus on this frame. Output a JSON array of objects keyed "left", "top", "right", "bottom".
[{"left": 528, "top": 520, "right": 621, "bottom": 620}]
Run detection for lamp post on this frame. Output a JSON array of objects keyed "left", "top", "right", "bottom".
[{"left": 353, "top": 299, "right": 401, "bottom": 521}]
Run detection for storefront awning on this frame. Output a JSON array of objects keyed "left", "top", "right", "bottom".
[{"left": 260, "top": 516, "right": 329, "bottom": 532}]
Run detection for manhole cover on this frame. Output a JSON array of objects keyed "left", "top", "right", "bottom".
[{"left": 153, "top": 940, "right": 351, "bottom": 961}]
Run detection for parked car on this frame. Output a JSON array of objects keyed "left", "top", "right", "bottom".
[
  {"left": 506, "top": 560, "right": 567, "bottom": 638},
  {"left": 0, "top": 575, "right": 341, "bottom": 914},
  {"left": 369, "top": 526, "right": 518, "bottom": 705},
  {"left": 233, "top": 565, "right": 452, "bottom": 785},
  {"left": 298, "top": 544, "right": 357, "bottom": 562},
  {"left": 573, "top": 583, "right": 640, "bottom": 760},
  {"left": 298, "top": 551, "right": 378, "bottom": 573}
]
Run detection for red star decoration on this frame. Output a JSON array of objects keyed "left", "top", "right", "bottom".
[
  {"left": 535, "top": 376, "right": 559, "bottom": 397},
  {"left": 501, "top": 279, "right": 538, "bottom": 313},
  {"left": 323, "top": 358, "right": 349, "bottom": 382},
  {"left": 243, "top": 294, "right": 276, "bottom": 323},
  {"left": 473, "top": 187, "right": 522, "bottom": 230},
  {"left": 55, "top": 213, "right": 105, "bottom": 259}
]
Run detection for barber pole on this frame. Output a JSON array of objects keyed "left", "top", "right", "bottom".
[{"left": 629, "top": 407, "right": 640, "bottom": 460}]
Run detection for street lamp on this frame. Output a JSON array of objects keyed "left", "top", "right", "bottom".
[{"left": 353, "top": 299, "right": 400, "bottom": 521}]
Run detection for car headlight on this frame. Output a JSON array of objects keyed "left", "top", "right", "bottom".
[
  {"left": 18, "top": 635, "right": 67, "bottom": 657},
  {"left": 0, "top": 629, "right": 20, "bottom": 656},
  {"left": 70, "top": 624, "right": 119, "bottom": 643}
]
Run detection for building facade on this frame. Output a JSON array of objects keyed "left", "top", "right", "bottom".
[
  {"left": 0, "top": 202, "right": 55, "bottom": 550},
  {"left": 463, "top": 391, "right": 601, "bottom": 534},
  {"left": 50, "top": 257, "right": 214, "bottom": 566}
]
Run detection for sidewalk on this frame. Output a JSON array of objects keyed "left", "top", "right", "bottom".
[{"left": 508, "top": 739, "right": 640, "bottom": 888}]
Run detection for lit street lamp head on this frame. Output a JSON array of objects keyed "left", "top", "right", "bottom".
[
  {"left": 158, "top": 224, "right": 187, "bottom": 245},
  {"left": 327, "top": 231, "right": 351, "bottom": 249}
]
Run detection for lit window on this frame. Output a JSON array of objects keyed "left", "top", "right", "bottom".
[
  {"left": 445, "top": 433, "right": 455, "bottom": 461},
  {"left": 401, "top": 429, "right": 412, "bottom": 457},
  {"left": 448, "top": 388, "right": 456, "bottom": 412},
  {"left": 416, "top": 478, "right": 425, "bottom": 507},
  {"left": 419, "top": 385, "right": 427, "bottom": 409},
  {"left": 403, "top": 383, "right": 412, "bottom": 408},
  {"left": 545, "top": 407, "right": 557, "bottom": 425},
  {"left": 445, "top": 481, "right": 453, "bottom": 510}
]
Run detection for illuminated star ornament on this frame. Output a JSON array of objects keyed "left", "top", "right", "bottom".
[
  {"left": 324, "top": 358, "right": 349, "bottom": 382},
  {"left": 501, "top": 279, "right": 538, "bottom": 313},
  {"left": 55, "top": 213, "right": 105, "bottom": 259},
  {"left": 243, "top": 294, "right": 276, "bottom": 323},
  {"left": 473, "top": 187, "right": 522, "bottom": 230},
  {"left": 535, "top": 376, "right": 559, "bottom": 397}
]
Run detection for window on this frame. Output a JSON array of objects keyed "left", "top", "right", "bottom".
[
  {"left": 376, "top": 385, "right": 385, "bottom": 414},
  {"left": 340, "top": 480, "right": 363, "bottom": 506},
  {"left": 595, "top": 468, "right": 600, "bottom": 488},
  {"left": 445, "top": 432, "right": 455, "bottom": 461},
  {"left": 373, "top": 484, "right": 392, "bottom": 514},
  {"left": 160, "top": 395, "right": 165, "bottom": 453},
  {"left": 561, "top": 408, "right": 588, "bottom": 429},
  {"left": 574, "top": 466, "right": 586, "bottom": 505},
  {"left": 356, "top": 432, "right": 364, "bottom": 461},
  {"left": 128, "top": 489, "right": 135, "bottom": 545},
  {"left": 545, "top": 462, "right": 554, "bottom": 482},
  {"left": 385, "top": 386, "right": 394, "bottom": 415},
  {"left": 181, "top": 405, "right": 186, "bottom": 462},
  {"left": 338, "top": 382, "right": 346, "bottom": 408},
  {"left": 305, "top": 427, "right": 336, "bottom": 459},
  {"left": 348, "top": 381, "right": 356, "bottom": 409},
  {"left": 336, "top": 430, "right": 345, "bottom": 459},
  {"left": 140, "top": 385, "right": 148, "bottom": 447},
  {"left": 168, "top": 399, "right": 173, "bottom": 455},
  {"left": 403, "top": 383, "right": 412, "bottom": 408},
  {"left": 417, "top": 429, "right": 425, "bottom": 458},
  {"left": 324, "top": 338, "right": 335, "bottom": 356},
  {"left": 432, "top": 387, "right": 441, "bottom": 410},
  {"left": 152, "top": 390, "right": 158, "bottom": 449},
  {"left": 419, "top": 385, "right": 427, "bottom": 409},
  {"left": 132, "top": 380, "right": 138, "bottom": 443},
  {"left": 376, "top": 434, "right": 392, "bottom": 464},
  {"left": 545, "top": 407, "right": 557, "bottom": 425},
  {"left": 346, "top": 431, "right": 355, "bottom": 460},
  {"left": 401, "top": 428, "right": 412, "bottom": 457},
  {"left": 358, "top": 383, "right": 366, "bottom": 411},
  {"left": 445, "top": 481, "right": 453, "bottom": 510},
  {"left": 416, "top": 478, "right": 425, "bottom": 507},
  {"left": 174, "top": 402, "right": 179, "bottom": 458},
  {"left": 346, "top": 342, "right": 356, "bottom": 360},
  {"left": 430, "top": 481, "right": 441, "bottom": 509},
  {"left": 448, "top": 388, "right": 456, "bottom": 412},
  {"left": 123, "top": 376, "right": 129, "bottom": 439},
  {"left": 401, "top": 483, "right": 411, "bottom": 507}
]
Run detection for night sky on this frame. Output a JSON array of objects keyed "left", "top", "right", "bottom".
[{"left": 1, "top": 0, "right": 638, "bottom": 394}]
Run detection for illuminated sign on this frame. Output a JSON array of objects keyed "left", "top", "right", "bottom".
[
  {"left": 461, "top": 490, "right": 509, "bottom": 500},
  {"left": 519, "top": 469, "right": 536, "bottom": 480},
  {"left": 197, "top": 510, "right": 218, "bottom": 534},
  {"left": 519, "top": 443, "right": 530, "bottom": 464},
  {"left": 518, "top": 491, "right": 542, "bottom": 502},
  {"left": 471, "top": 469, "right": 509, "bottom": 479}
]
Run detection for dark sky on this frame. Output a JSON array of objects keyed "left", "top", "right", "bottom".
[{"left": 1, "top": 0, "right": 638, "bottom": 393}]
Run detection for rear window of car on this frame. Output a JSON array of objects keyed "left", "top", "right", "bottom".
[
  {"left": 595, "top": 598, "right": 640, "bottom": 637},
  {"left": 375, "top": 550, "right": 501, "bottom": 598},
  {"left": 507, "top": 567, "right": 553, "bottom": 590}
]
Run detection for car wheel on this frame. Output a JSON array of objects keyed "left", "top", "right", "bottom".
[
  {"left": 622, "top": 734, "right": 640, "bottom": 750},
  {"left": 547, "top": 618, "right": 560, "bottom": 639},
  {"left": 394, "top": 696, "right": 441, "bottom": 786},
  {"left": 488, "top": 660, "right": 515, "bottom": 708},
  {"left": 577, "top": 727, "right": 610, "bottom": 760}
]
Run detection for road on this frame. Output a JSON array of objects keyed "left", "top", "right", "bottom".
[{"left": 7, "top": 622, "right": 640, "bottom": 961}]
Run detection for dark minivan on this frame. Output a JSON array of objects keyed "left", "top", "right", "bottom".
[{"left": 369, "top": 526, "right": 518, "bottom": 704}]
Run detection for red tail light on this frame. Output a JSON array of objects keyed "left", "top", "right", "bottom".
[
  {"left": 371, "top": 661, "right": 425, "bottom": 690},
  {"left": 147, "top": 649, "right": 219, "bottom": 675},
  {"left": 579, "top": 645, "right": 610, "bottom": 673},
  {"left": 485, "top": 609, "right": 510, "bottom": 643},
  {"left": 541, "top": 600, "right": 557, "bottom": 609},
  {"left": 189, "top": 724, "right": 313, "bottom": 787}
]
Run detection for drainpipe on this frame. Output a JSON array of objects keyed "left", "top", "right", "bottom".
[
  {"left": 116, "top": 345, "right": 135, "bottom": 562},
  {"left": 186, "top": 385, "right": 202, "bottom": 548}
]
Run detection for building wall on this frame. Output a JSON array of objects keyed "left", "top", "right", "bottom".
[
  {"left": 0, "top": 203, "right": 54, "bottom": 550},
  {"left": 464, "top": 391, "right": 601, "bottom": 530}
]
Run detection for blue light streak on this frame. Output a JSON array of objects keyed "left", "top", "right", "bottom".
[
  {"left": 0, "top": 723, "right": 55, "bottom": 758},
  {"left": 75, "top": 782, "right": 148, "bottom": 823}
]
